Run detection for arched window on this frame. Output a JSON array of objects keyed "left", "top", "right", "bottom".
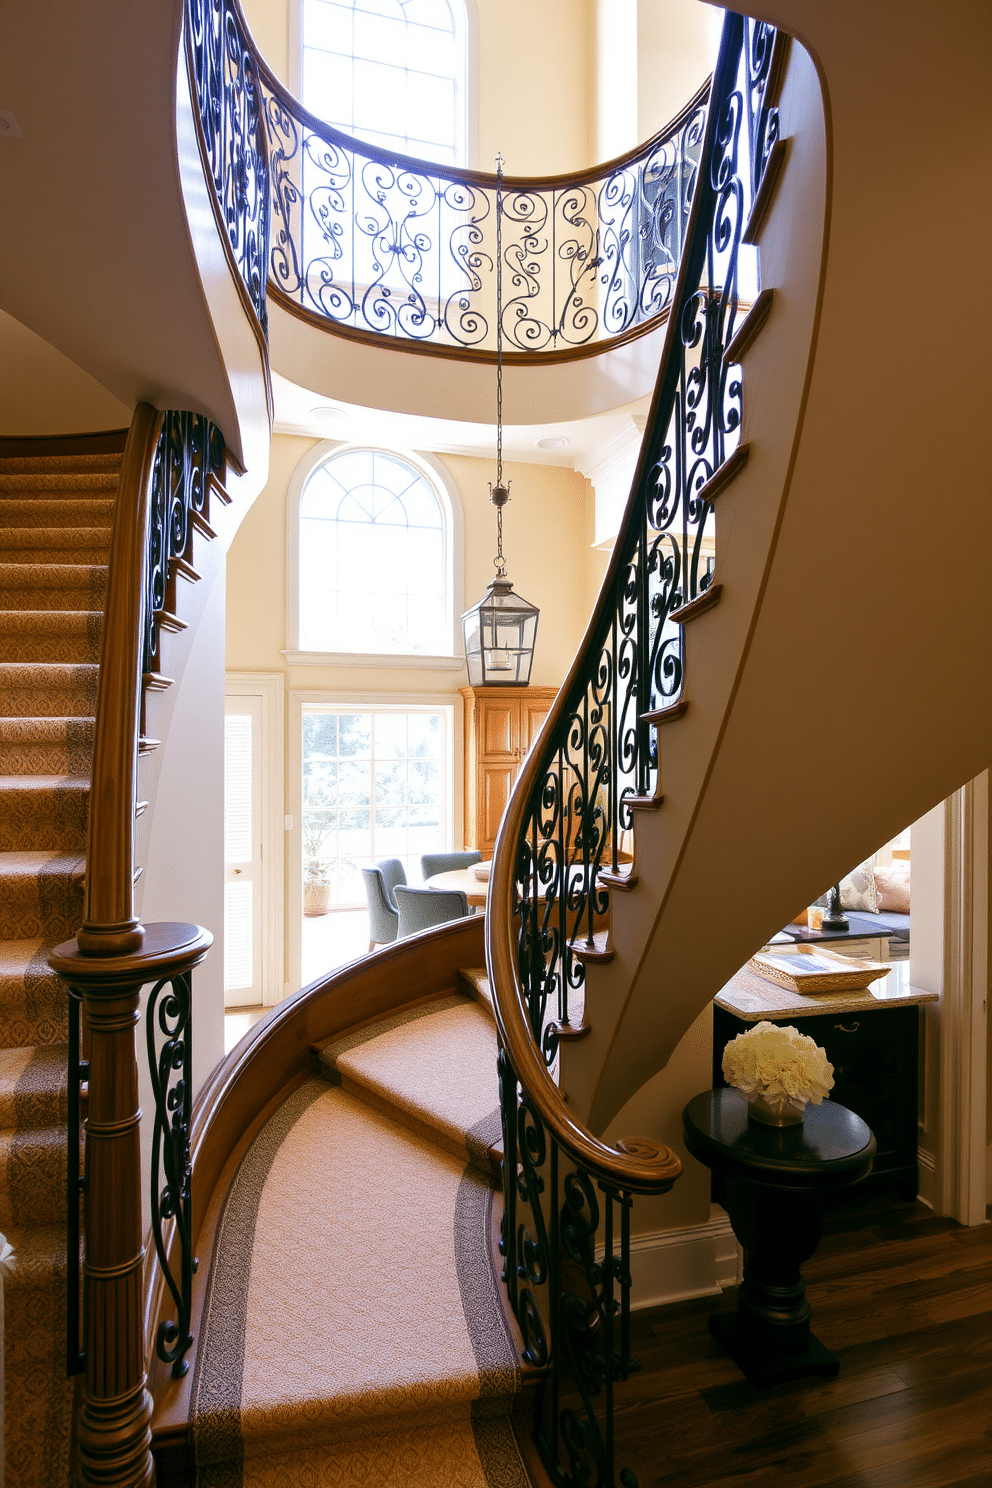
[
  {"left": 301, "top": 0, "right": 467, "bottom": 166},
  {"left": 297, "top": 447, "right": 453, "bottom": 656}
]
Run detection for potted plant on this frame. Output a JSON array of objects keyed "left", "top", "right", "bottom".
[{"left": 303, "top": 794, "right": 335, "bottom": 917}]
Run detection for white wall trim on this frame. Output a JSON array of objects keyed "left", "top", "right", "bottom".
[
  {"left": 596, "top": 1205, "right": 741, "bottom": 1311},
  {"left": 225, "top": 672, "right": 286, "bottom": 1007},
  {"left": 282, "top": 649, "right": 466, "bottom": 672},
  {"left": 285, "top": 440, "right": 465, "bottom": 663}
]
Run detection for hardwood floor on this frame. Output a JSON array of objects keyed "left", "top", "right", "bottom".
[{"left": 609, "top": 1194, "right": 992, "bottom": 1488}]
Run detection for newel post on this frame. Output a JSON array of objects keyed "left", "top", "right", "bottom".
[{"left": 51, "top": 925, "right": 212, "bottom": 1488}]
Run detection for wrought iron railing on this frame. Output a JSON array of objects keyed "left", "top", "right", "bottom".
[
  {"left": 144, "top": 410, "right": 226, "bottom": 675},
  {"left": 182, "top": 0, "right": 719, "bottom": 363},
  {"left": 258, "top": 65, "right": 707, "bottom": 359},
  {"left": 148, "top": 968, "right": 197, "bottom": 1378},
  {"left": 184, "top": 0, "right": 270, "bottom": 338},
  {"left": 488, "top": 15, "right": 783, "bottom": 1486}
]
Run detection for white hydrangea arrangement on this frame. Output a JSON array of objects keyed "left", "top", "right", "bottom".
[{"left": 722, "top": 1020, "right": 834, "bottom": 1119}]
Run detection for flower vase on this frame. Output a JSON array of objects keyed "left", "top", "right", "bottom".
[{"left": 747, "top": 1092, "right": 804, "bottom": 1127}]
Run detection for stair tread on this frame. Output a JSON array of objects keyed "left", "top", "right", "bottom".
[
  {"left": 0, "top": 939, "right": 71, "bottom": 1049},
  {"left": 0, "top": 451, "right": 122, "bottom": 474},
  {"left": 458, "top": 967, "right": 494, "bottom": 1016},
  {"left": 0, "top": 717, "right": 95, "bottom": 738},
  {"left": 0, "top": 775, "right": 89, "bottom": 851},
  {"left": 0, "top": 471, "right": 118, "bottom": 491},
  {"left": 0, "top": 1220, "right": 75, "bottom": 1287},
  {"left": 0, "top": 774, "right": 89, "bottom": 791},
  {"left": 0, "top": 526, "right": 112, "bottom": 542},
  {"left": 0, "top": 661, "right": 98, "bottom": 680},
  {"left": 0, "top": 850, "right": 85, "bottom": 875},
  {"left": 317, "top": 994, "right": 501, "bottom": 1173},
  {"left": 0, "top": 611, "right": 102, "bottom": 629},
  {"left": 568, "top": 929, "right": 614, "bottom": 963},
  {"left": 0, "top": 1044, "right": 68, "bottom": 1131},
  {"left": 0, "top": 562, "right": 107, "bottom": 585}
]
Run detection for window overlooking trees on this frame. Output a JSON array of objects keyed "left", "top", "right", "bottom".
[
  {"left": 298, "top": 447, "right": 451, "bottom": 656},
  {"left": 301, "top": 0, "right": 467, "bottom": 166},
  {"left": 302, "top": 706, "right": 450, "bottom": 906}
]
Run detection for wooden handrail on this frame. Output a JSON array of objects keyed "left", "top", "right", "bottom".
[{"left": 78, "top": 403, "right": 163, "bottom": 955}]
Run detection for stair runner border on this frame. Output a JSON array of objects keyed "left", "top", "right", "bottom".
[{"left": 189, "top": 1074, "right": 527, "bottom": 1488}]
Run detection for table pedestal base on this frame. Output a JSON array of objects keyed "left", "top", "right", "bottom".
[{"left": 709, "top": 1312, "right": 839, "bottom": 1389}]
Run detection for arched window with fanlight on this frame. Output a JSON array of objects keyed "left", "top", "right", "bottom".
[
  {"left": 296, "top": 446, "right": 456, "bottom": 658},
  {"left": 300, "top": 0, "right": 468, "bottom": 167}
]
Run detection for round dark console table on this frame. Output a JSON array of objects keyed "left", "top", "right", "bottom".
[{"left": 682, "top": 1089, "right": 875, "bottom": 1389}]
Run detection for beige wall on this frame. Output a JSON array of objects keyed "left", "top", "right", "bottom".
[
  {"left": 637, "top": 0, "right": 714, "bottom": 142},
  {"left": 226, "top": 433, "right": 599, "bottom": 691},
  {"left": 0, "top": 309, "right": 133, "bottom": 435}
]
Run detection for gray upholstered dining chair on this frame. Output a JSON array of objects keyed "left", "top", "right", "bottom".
[
  {"left": 361, "top": 858, "right": 407, "bottom": 950},
  {"left": 420, "top": 850, "right": 482, "bottom": 879},
  {"left": 392, "top": 885, "right": 470, "bottom": 939}
]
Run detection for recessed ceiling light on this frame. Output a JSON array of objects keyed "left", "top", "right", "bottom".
[
  {"left": 311, "top": 406, "right": 344, "bottom": 426},
  {"left": 537, "top": 435, "right": 569, "bottom": 450}
]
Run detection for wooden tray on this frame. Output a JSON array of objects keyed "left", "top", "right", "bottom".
[{"left": 747, "top": 946, "right": 892, "bottom": 994}]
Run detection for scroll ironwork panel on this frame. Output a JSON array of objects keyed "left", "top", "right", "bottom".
[
  {"left": 147, "top": 971, "right": 198, "bottom": 1378},
  {"left": 185, "top": 0, "right": 270, "bottom": 336},
  {"left": 495, "top": 17, "right": 782, "bottom": 1487},
  {"left": 144, "top": 412, "right": 225, "bottom": 674},
  {"left": 259, "top": 61, "right": 708, "bottom": 356}
]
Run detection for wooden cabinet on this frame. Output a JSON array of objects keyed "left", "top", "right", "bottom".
[{"left": 460, "top": 686, "right": 558, "bottom": 859}]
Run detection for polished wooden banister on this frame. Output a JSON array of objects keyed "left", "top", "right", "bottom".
[
  {"left": 77, "top": 403, "right": 163, "bottom": 956},
  {"left": 49, "top": 403, "right": 216, "bottom": 1488}
]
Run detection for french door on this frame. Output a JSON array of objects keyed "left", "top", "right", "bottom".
[
  {"left": 224, "top": 697, "right": 262, "bottom": 1005},
  {"left": 224, "top": 675, "right": 284, "bottom": 1007},
  {"left": 300, "top": 703, "right": 452, "bottom": 907}
]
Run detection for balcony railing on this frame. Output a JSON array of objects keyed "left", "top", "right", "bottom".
[
  {"left": 182, "top": 0, "right": 710, "bottom": 364},
  {"left": 259, "top": 68, "right": 708, "bottom": 361}
]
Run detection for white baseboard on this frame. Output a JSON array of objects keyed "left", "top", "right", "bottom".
[
  {"left": 917, "top": 1146, "right": 936, "bottom": 1210},
  {"left": 597, "top": 1205, "right": 742, "bottom": 1311}
]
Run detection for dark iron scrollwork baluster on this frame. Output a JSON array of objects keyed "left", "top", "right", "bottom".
[
  {"left": 184, "top": 0, "right": 270, "bottom": 336},
  {"left": 499, "top": 17, "right": 781, "bottom": 1488},
  {"left": 144, "top": 411, "right": 225, "bottom": 675},
  {"left": 147, "top": 972, "right": 198, "bottom": 1378}
]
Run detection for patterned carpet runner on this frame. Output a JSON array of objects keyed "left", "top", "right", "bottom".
[
  {"left": 0, "top": 449, "right": 119, "bottom": 1487},
  {"left": 191, "top": 991, "right": 529, "bottom": 1488}
]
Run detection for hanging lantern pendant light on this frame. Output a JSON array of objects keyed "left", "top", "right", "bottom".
[{"left": 462, "top": 155, "right": 540, "bottom": 687}]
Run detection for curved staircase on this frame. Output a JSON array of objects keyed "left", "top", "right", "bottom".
[{"left": 0, "top": 439, "right": 123, "bottom": 1487}]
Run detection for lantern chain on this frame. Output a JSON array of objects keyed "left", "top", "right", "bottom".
[{"left": 491, "top": 152, "right": 509, "bottom": 580}]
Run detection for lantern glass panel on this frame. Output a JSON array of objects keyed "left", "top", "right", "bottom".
[{"left": 462, "top": 579, "right": 539, "bottom": 686}]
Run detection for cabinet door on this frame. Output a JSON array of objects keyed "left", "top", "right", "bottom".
[
  {"left": 480, "top": 762, "right": 516, "bottom": 855},
  {"left": 520, "top": 698, "right": 551, "bottom": 760},
  {"left": 479, "top": 697, "right": 519, "bottom": 762}
]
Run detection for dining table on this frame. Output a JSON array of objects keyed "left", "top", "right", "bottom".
[{"left": 425, "top": 866, "right": 490, "bottom": 908}]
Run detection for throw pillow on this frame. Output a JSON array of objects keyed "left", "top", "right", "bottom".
[
  {"left": 874, "top": 863, "right": 910, "bottom": 913},
  {"left": 839, "top": 860, "right": 879, "bottom": 913}
]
